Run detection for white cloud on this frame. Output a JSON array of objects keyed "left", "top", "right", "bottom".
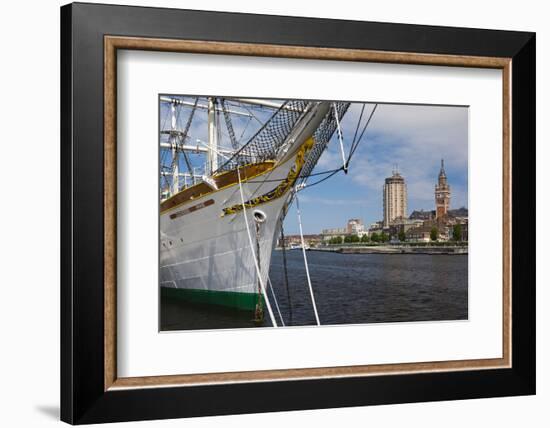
[{"left": 337, "top": 102, "right": 469, "bottom": 211}]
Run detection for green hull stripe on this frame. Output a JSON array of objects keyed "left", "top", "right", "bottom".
[{"left": 161, "top": 287, "right": 264, "bottom": 312}]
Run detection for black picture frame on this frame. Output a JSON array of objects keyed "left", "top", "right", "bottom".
[{"left": 61, "top": 2, "right": 535, "bottom": 424}]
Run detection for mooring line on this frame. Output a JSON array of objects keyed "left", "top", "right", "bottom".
[
  {"left": 237, "top": 167, "right": 278, "bottom": 327},
  {"left": 267, "top": 277, "right": 286, "bottom": 327},
  {"left": 295, "top": 190, "right": 321, "bottom": 326}
]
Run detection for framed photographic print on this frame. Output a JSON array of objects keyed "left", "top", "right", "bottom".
[{"left": 61, "top": 2, "right": 536, "bottom": 424}]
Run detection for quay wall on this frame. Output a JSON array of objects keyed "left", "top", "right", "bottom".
[{"left": 309, "top": 245, "right": 468, "bottom": 255}]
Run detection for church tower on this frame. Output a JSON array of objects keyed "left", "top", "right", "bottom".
[{"left": 435, "top": 159, "right": 451, "bottom": 219}]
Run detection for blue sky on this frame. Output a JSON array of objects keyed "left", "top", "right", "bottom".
[
  {"left": 285, "top": 103, "right": 469, "bottom": 234},
  {"left": 160, "top": 99, "right": 469, "bottom": 235}
]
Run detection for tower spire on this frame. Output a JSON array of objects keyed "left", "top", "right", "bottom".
[{"left": 439, "top": 158, "right": 446, "bottom": 178}]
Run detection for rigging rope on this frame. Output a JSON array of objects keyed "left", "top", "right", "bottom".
[
  {"left": 237, "top": 167, "right": 278, "bottom": 327},
  {"left": 296, "top": 103, "right": 379, "bottom": 192},
  {"left": 221, "top": 99, "right": 239, "bottom": 150},
  {"left": 351, "top": 103, "right": 366, "bottom": 149},
  {"left": 243, "top": 167, "right": 343, "bottom": 184},
  {"left": 169, "top": 98, "right": 199, "bottom": 183},
  {"left": 267, "top": 277, "right": 285, "bottom": 326},
  {"left": 279, "top": 212, "right": 293, "bottom": 326},
  {"left": 295, "top": 191, "right": 321, "bottom": 326},
  {"left": 297, "top": 167, "right": 344, "bottom": 190},
  {"left": 216, "top": 100, "right": 308, "bottom": 173},
  {"left": 238, "top": 116, "right": 253, "bottom": 143},
  {"left": 346, "top": 104, "right": 378, "bottom": 165},
  {"left": 240, "top": 104, "right": 266, "bottom": 126},
  {"left": 195, "top": 139, "right": 232, "bottom": 162},
  {"left": 332, "top": 102, "right": 347, "bottom": 173}
]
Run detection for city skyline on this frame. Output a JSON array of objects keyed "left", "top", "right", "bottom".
[{"left": 282, "top": 103, "right": 469, "bottom": 235}]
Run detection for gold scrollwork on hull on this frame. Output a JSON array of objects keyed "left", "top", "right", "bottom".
[{"left": 222, "top": 137, "right": 315, "bottom": 216}]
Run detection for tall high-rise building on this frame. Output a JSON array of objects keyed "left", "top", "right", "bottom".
[
  {"left": 383, "top": 168, "right": 407, "bottom": 227},
  {"left": 435, "top": 159, "right": 451, "bottom": 219}
]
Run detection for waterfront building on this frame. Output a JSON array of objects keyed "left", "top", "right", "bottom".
[
  {"left": 409, "top": 209, "right": 434, "bottom": 221},
  {"left": 383, "top": 168, "right": 408, "bottom": 227},
  {"left": 321, "top": 219, "right": 367, "bottom": 241},
  {"left": 448, "top": 207, "right": 469, "bottom": 224},
  {"left": 367, "top": 221, "right": 384, "bottom": 236},
  {"left": 458, "top": 221, "right": 468, "bottom": 241},
  {"left": 346, "top": 218, "right": 365, "bottom": 235},
  {"left": 435, "top": 159, "right": 451, "bottom": 219},
  {"left": 321, "top": 227, "right": 347, "bottom": 242},
  {"left": 388, "top": 217, "right": 424, "bottom": 239},
  {"left": 279, "top": 234, "right": 323, "bottom": 248},
  {"left": 321, "top": 227, "right": 346, "bottom": 236},
  {"left": 405, "top": 225, "right": 433, "bottom": 242},
  {"left": 369, "top": 221, "right": 383, "bottom": 230}
]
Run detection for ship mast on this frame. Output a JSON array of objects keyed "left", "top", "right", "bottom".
[
  {"left": 207, "top": 97, "right": 218, "bottom": 175},
  {"left": 161, "top": 96, "right": 299, "bottom": 199},
  {"left": 170, "top": 102, "right": 179, "bottom": 195}
]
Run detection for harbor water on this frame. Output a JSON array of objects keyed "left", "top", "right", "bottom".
[{"left": 160, "top": 251, "right": 468, "bottom": 331}]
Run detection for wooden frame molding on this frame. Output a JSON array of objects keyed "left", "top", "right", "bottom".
[{"left": 104, "top": 35, "right": 512, "bottom": 391}]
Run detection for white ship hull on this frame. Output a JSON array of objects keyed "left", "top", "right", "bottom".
[{"left": 160, "top": 102, "right": 331, "bottom": 312}]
